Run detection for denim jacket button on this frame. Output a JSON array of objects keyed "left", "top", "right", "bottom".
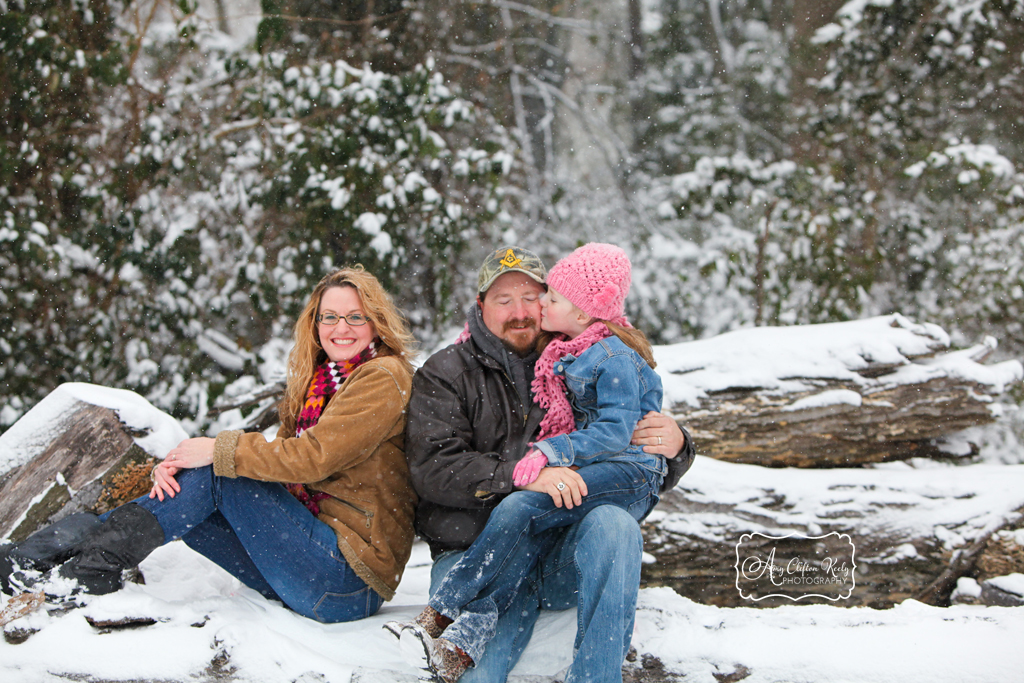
[{"left": 556, "top": 364, "right": 564, "bottom": 372}]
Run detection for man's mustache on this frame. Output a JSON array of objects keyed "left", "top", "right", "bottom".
[{"left": 503, "top": 317, "right": 537, "bottom": 332}]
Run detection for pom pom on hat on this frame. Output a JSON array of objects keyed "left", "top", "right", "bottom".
[{"left": 545, "top": 243, "right": 631, "bottom": 320}]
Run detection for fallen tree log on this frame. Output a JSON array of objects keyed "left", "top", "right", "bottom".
[
  {"left": 655, "top": 314, "right": 1023, "bottom": 467},
  {"left": 641, "top": 456, "right": 1024, "bottom": 608},
  {"left": 0, "top": 384, "right": 186, "bottom": 542}
]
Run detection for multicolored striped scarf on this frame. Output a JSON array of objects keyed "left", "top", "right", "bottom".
[{"left": 288, "top": 342, "right": 377, "bottom": 515}]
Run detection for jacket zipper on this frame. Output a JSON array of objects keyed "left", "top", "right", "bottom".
[
  {"left": 501, "top": 369, "right": 529, "bottom": 426},
  {"left": 336, "top": 497, "right": 373, "bottom": 529}
]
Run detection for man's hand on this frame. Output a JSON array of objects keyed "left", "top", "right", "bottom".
[
  {"left": 519, "top": 467, "right": 587, "bottom": 508},
  {"left": 631, "top": 411, "right": 685, "bottom": 458}
]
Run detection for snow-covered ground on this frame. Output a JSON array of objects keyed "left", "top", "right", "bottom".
[{"left": 2, "top": 536, "right": 1023, "bottom": 682}]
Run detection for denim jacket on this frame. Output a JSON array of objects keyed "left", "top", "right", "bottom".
[{"left": 534, "top": 336, "right": 667, "bottom": 477}]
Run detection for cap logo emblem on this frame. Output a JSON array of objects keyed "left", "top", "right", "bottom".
[{"left": 499, "top": 249, "right": 522, "bottom": 270}]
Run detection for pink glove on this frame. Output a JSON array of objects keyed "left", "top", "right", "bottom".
[{"left": 513, "top": 448, "right": 549, "bottom": 487}]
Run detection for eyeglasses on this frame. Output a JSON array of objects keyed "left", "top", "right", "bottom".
[{"left": 316, "top": 313, "right": 370, "bottom": 327}]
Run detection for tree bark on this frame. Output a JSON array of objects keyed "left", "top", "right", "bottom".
[
  {"left": 643, "top": 479, "right": 1024, "bottom": 608},
  {"left": 0, "top": 401, "right": 158, "bottom": 542},
  {"left": 669, "top": 339, "right": 1014, "bottom": 468}
]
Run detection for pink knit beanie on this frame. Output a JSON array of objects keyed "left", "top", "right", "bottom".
[{"left": 545, "top": 243, "right": 631, "bottom": 321}]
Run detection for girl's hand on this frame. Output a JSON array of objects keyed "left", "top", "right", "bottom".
[
  {"left": 150, "top": 462, "right": 181, "bottom": 501},
  {"left": 512, "top": 448, "right": 548, "bottom": 487},
  {"left": 162, "top": 437, "right": 216, "bottom": 470}
]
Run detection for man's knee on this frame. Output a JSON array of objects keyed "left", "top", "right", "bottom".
[
  {"left": 575, "top": 506, "right": 642, "bottom": 575},
  {"left": 579, "top": 506, "right": 642, "bottom": 547}
]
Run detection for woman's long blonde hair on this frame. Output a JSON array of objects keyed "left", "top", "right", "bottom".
[{"left": 278, "top": 266, "right": 416, "bottom": 433}]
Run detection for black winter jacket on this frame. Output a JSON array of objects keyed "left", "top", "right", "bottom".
[{"left": 406, "top": 307, "right": 696, "bottom": 557}]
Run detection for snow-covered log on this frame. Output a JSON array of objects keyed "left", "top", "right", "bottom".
[
  {"left": 656, "top": 314, "right": 1024, "bottom": 467},
  {"left": 0, "top": 384, "right": 187, "bottom": 542},
  {"left": 642, "top": 456, "right": 1024, "bottom": 608}
]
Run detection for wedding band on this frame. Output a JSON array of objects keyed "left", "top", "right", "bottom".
[
  {"left": 657, "top": 436, "right": 662, "bottom": 445},
  {"left": 556, "top": 482, "right": 566, "bottom": 491}
]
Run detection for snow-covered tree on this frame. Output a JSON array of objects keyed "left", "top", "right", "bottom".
[
  {"left": 807, "top": 0, "right": 1024, "bottom": 352},
  {"left": 0, "top": 0, "right": 130, "bottom": 425},
  {"left": 622, "top": 0, "right": 1024, "bottom": 355},
  {"left": 0, "top": 2, "right": 514, "bottom": 429}
]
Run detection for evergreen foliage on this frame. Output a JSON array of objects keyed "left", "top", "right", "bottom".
[
  {"left": 625, "top": 0, "right": 1024, "bottom": 354},
  {"left": 2, "top": 0, "right": 1023, "bottom": 431},
  {"left": 0, "top": 1, "right": 512, "bottom": 428},
  {"left": 0, "top": 0, "right": 129, "bottom": 423}
]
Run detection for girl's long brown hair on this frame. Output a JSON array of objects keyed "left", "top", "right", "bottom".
[
  {"left": 535, "top": 320, "right": 656, "bottom": 369},
  {"left": 278, "top": 266, "right": 416, "bottom": 434},
  {"left": 602, "top": 320, "right": 657, "bottom": 370}
]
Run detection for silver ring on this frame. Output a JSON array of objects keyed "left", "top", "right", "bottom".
[
  {"left": 556, "top": 482, "right": 566, "bottom": 491},
  {"left": 657, "top": 436, "right": 662, "bottom": 446}
]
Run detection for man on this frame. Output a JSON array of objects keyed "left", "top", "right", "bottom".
[{"left": 406, "top": 246, "right": 694, "bottom": 683}]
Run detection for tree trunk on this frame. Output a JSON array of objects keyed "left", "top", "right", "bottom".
[
  {"left": 643, "top": 464, "right": 1024, "bottom": 608},
  {"left": 0, "top": 401, "right": 158, "bottom": 542}
]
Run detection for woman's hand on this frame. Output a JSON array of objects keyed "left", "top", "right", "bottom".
[
  {"left": 162, "top": 437, "right": 216, "bottom": 470},
  {"left": 150, "top": 462, "right": 181, "bottom": 501},
  {"left": 631, "top": 411, "right": 685, "bottom": 458},
  {"left": 149, "top": 437, "right": 215, "bottom": 501}
]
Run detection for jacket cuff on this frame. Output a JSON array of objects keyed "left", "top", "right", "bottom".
[
  {"left": 661, "top": 427, "right": 695, "bottom": 493},
  {"left": 477, "top": 459, "right": 517, "bottom": 498},
  {"left": 536, "top": 438, "right": 573, "bottom": 467},
  {"left": 213, "top": 430, "right": 242, "bottom": 478}
]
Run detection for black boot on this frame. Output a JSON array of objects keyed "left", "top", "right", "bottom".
[
  {"left": 1, "top": 512, "right": 103, "bottom": 595},
  {"left": 58, "top": 504, "right": 165, "bottom": 595}
]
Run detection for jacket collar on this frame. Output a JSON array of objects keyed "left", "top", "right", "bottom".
[{"left": 466, "top": 304, "right": 538, "bottom": 408}]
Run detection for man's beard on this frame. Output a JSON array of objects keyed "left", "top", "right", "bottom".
[{"left": 500, "top": 318, "right": 539, "bottom": 357}]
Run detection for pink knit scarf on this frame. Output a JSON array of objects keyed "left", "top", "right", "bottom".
[{"left": 531, "top": 318, "right": 628, "bottom": 441}]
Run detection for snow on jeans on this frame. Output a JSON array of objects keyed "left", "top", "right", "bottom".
[
  {"left": 429, "top": 460, "right": 660, "bottom": 667},
  {"left": 122, "top": 465, "right": 383, "bottom": 623},
  {"left": 430, "top": 503, "right": 644, "bottom": 683}
]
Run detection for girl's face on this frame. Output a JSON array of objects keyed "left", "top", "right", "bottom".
[
  {"left": 540, "top": 287, "right": 591, "bottom": 339},
  {"left": 317, "top": 286, "right": 377, "bottom": 363}
]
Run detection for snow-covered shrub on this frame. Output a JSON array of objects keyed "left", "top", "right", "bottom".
[{"left": 0, "top": 4, "right": 513, "bottom": 430}]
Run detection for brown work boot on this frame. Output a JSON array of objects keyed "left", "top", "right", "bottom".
[
  {"left": 383, "top": 605, "right": 453, "bottom": 641},
  {"left": 399, "top": 624, "right": 473, "bottom": 683}
]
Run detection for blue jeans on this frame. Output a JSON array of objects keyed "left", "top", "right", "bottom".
[
  {"left": 126, "top": 466, "right": 383, "bottom": 623},
  {"left": 430, "top": 462, "right": 656, "bottom": 681}
]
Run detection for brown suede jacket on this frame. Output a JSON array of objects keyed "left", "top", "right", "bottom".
[{"left": 212, "top": 355, "right": 416, "bottom": 601}]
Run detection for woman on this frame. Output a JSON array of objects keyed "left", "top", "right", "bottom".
[{"left": 2, "top": 267, "right": 417, "bottom": 624}]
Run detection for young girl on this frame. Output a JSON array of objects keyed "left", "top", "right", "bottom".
[{"left": 391, "top": 243, "right": 666, "bottom": 683}]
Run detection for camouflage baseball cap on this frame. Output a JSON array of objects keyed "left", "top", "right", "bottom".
[{"left": 477, "top": 246, "right": 547, "bottom": 294}]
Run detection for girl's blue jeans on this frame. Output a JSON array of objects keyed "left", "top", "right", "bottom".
[
  {"left": 428, "top": 461, "right": 660, "bottom": 669},
  {"left": 124, "top": 465, "right": 382, "bottom": 623}
]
